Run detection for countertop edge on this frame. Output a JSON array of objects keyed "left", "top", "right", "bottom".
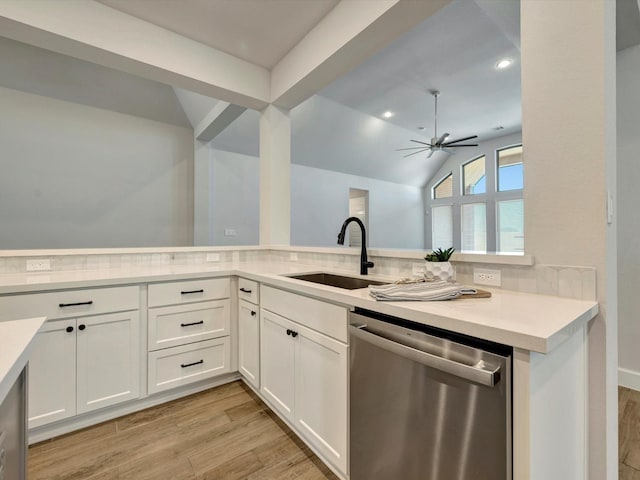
[{"left": 0, "top": 316, "right": 46, "bottom": 402}]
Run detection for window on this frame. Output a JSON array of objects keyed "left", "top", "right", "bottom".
[
  {"left": 461, "top": 203, "right": 487, "bottom": 253},
  {"left": 497, "top": 199, "right": 524, "bottom": 253},
  {"left": 462, "top": 156, "right": 486, "bottom": 195},
  {"left": 433, "top": 173, "right": 453, "bottom": 199},
  {"left": 497, "top": 145, "right": 523, "bottom": 191},
  {"left": 432, "top": 205, "right": 453, "bottom": 250}
]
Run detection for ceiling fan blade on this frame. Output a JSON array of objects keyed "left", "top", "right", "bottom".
[
  {"left": 427, "top": 149, "right": 436, "bottom": 159},
  {"left": 448, "top": 144, "right": 478, "bottom": 147},
  {"left": 436, "top": 133, "right": 450, "bottom": 146},
  {"left": 410, "top": 139, "right": 432, "bottom": 146},
  {"left": 396, "top": 146, "right": 434, "bottom": 151},
  {"left": 403, "top": 148, "right": 430, "bottom": 158},
  {"left": 443, "top": 135, "right": 479, "bottom": 145}
]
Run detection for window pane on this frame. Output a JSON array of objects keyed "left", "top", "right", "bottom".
[
  {"left": 432, "top": 205, "right": 453, "bottom": 250},
  {"left": 497, "top": 145, "right": 523, "bottom": 191},
  {"left": 497, "top": 199, "right": 524, "bottom": 254},
  {"left": 463, "top": 156, "right": 486, "bottom": 195},
  {"left": 433, "top": 173, "right": 453, "bottom": 199},
  {"left": 461, "top": 203, "right": 487, "bottom": 253}
]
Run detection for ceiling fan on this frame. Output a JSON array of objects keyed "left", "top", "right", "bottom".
[{"left": 398, "top": 90, "right": 478, "bottom": 159}]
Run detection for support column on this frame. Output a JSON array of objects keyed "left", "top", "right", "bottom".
[{"left": 259, "top": 105, "right": 291, "bottom": 245}]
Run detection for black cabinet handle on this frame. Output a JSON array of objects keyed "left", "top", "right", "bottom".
[
  {"left": 291, "top": 331, "right": 298, "bottom": 338},
  {"left": 181, "top": 360, "right": 204, "bottom": 368},
  {"left": 180, "top": 320, "right": 204, "bottom": 327},
  {"left": 181, "top": 289, "right": 204, "bottom": 295},
  {"left": 239, "top": 288, "right": 252, "bottom": 293},
  {"left": 59, "top": 301, "right": 93, "bottom": 308},
  {"left": 78, "top": 324, "right": 86, "bottom": 331},
  {"left": 251, "top": 310, "right": 257, "bottom": 317},
  {"left": 66, "top": 326, "right": 74, "bottom": 333},
  {"left": 286, "top": 329, "right": 292, "bottom": 336}
]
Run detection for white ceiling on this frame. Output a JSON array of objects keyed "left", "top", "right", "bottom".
[{"left": 97, "top": 0, "right": 339, "bottom": 69}]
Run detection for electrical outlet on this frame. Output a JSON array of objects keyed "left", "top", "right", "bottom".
[
  {"left": 473, "top": 268, "right": 501, "bottom": 287},
  {"left": 290, "top": 252, "right": 299, "bottom": 261},
  {"left": 206, "top": 253, "right": 220, "bottom": 262},
  {"left": 26, "top": 259, "right": 51, "bottom": 271},
  {"left": 224, "top": 228, "right": 237, "bottom": 237},
  {"left": 412, "top": 263, "right": 425, "bottom": 277}
]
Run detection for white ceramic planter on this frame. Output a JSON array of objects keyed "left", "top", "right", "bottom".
[{"left": 424, "top": 261, "right": 455, "bottom": 282}]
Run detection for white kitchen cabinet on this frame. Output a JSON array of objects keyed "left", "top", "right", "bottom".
[
  {"left": 238, "top": 298, "right": 260, "bottom": 389},
  {"left": 28, "top": 311, "right": 140, "bottom": 428},
  {"left": 76, "top": 311, "right": 140, "bottom": 414},
  {"left": 260, "top": 306, "right": 348, "bottom": 475},
  {"left": 28, "top": 320, "right": 77, "bottom": 428},
  {"left": 260, "top": 309, "right": 295, "bottom": 422}
]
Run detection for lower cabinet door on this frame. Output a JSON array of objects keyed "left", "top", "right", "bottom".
[
  {"left": 28, "top": 320, "right": 77, "bottom": 429},
  {"left": 76, "top": 311, "right": 140, "bottom": 414},
  {"left": 148, "top": 337, "right": 231, "bottom": 394},
  {"left": 260, "top": 309, "right": 295, "bottom": 422},
  {"left": 238, "top": 300, "right": 260, "bottom": 388},
  {"left": 295, "top": 325, "right": 348, "bottom": 475}
]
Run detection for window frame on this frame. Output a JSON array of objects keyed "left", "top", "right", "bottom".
[
  {"left": 461, "top": 154, "right": 487, "bottom": 196},
  {"left": 432, "top": 172, "right": 454, "bottom": 200},
  {"left": 495, "top": 143, "right": 524, "bottom": 193}
]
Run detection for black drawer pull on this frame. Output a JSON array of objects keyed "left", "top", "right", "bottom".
[
  {"left": 66, "top": 326, "right": 74, "bottom": 333},
  {"left": 291, "top": 331, "right": 298, "bottom": 338},
  {"left": 239, "top": 288, "right": 252, "bottom": 293},
  {"left": 59, "top": 301, "right": 93, "bottom": 308},
  {"left": 180, "top": 320, "right": 204, "bottom": 327},
  {"left": 181, "top": 360, "right": 204, "bottom": 368},
  {"left": 251, "top": 311, "right": 257, "bottom": 317},
  {"left": 286, "top": 329, "right": 291, "bottom": 336},
  {"left": 78, "top": 324, "right": 86, "bottom": 331},
  {"left": 181, "top": 289, "right": 204, "bottom": 295}
]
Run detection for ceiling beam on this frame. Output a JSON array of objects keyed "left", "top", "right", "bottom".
[
  {"left": 270, "top": 0, "right": 451, "bottom": 109},
  {"left": 195, "top": 102, "right": 247, "bottom": 143},
  {"left": 0, "top": 0, "right": 270, "bottom": 110}
]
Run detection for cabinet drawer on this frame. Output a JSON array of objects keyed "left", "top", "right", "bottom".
[
  {"left": 147, "top": 338, "right": 230, "bottom": 394},
  {"left": 148, "top": 278, "right": 230, "bottom": 307},
  {"left": 148, "top": 300, "right": 230, "bottom": 351},
  {"left": 238, "top": 278, "right": 259, "bottom": 304},
  {"left": 261, "top": 286, "right": 348, "bottom": 343},
  {"left": 0, "top": 285, "right": 139, "bottom": 321}
]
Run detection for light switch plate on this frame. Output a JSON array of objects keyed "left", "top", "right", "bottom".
[
  {"left": 224, "top": 228, "right": 237, "bottom": 237},
  {"left": 26, "top": 259, "right": 51, "bottom": 271},
  {"left": 206, "top": 253, "right": 220, "bottom": 262}
]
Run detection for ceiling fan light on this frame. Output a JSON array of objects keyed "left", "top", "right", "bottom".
[{"left": 496, "top": 58, "right": 512, "bottom": 69}]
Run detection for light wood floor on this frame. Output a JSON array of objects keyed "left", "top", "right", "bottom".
[
  {"left": 28, "top": 381, "right": 338, "bottom": 480},
  {"left": 620, "top": 386, "right": 640, "bottom": 479}
]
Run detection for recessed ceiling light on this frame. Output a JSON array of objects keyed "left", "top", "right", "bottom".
[
  {"left": 496, "top": 59, "right": 512, "bottom": 69},
  {"left": 382, "top": 111, "right": 394, "bottom": 118}
]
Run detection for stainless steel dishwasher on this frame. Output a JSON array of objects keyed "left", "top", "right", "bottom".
[{"left": 350, "top": 309, "right": 512, "bottom": 480}]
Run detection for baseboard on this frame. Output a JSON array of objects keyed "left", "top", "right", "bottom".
[{"left": 619, "top": 367, "right": 640, "bottom": 391}]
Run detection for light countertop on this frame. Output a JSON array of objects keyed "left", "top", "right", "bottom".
[
  {"left": 0, "top": 262, "right": 598, "bottom": 354},
  {"left": 0, "top": 316, "right": 46, "bottom": 402}
]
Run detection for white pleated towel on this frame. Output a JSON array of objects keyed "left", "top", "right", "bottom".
[{"left": 368, "top": 280, "right": 477, "bottom": 302}]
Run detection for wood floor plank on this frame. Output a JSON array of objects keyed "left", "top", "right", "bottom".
[
  {"left": 621, "top": 463, "right": 640, "bottom": 480},
  {"left": 620, "top": 388, "right": 640, "bottom": 467},
  {"left": 196, "top": 449, "right": 265, "bottom": 480}
]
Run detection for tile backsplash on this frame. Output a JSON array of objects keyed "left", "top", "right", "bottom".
[{"left": 0, "top": 248, "right": 596, "bottom": 301}]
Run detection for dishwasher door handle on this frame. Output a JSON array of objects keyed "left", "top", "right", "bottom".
[{"left": 349, "top": 324, "right": 501, "bottom": 387}]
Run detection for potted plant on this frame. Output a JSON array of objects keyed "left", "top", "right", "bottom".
[{"left": 424, "top": 247, "right": 456, "bottom": 282}]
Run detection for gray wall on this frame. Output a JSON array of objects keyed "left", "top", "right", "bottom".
[
  {"left": 210, "top": 149, "right": 260, "bottom": 246},
  {"left": 617, "top": 43, "right": 640, "bottom": 387},
  {"left": 0, "top": 86, "right": 194, "bottom": 249},
  {"left": 291, "top": 164, "right": 425, "bottom": 249}
]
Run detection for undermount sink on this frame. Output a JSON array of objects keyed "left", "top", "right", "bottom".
[{"left": 286, "top": 273, "right": 387, "bottom": 290}]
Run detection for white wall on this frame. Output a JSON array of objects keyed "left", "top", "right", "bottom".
[
  {"left": 210, "top": 149, "right": 260, "bottom": 246},
  {"left": 291, "top": 164, "right": 425, "bottom": 249},
  {"left": 0, "top": 86, "right": 194, "bottom": 248},
  {"left": 617, "top": 43, "right": 640, "bottom": 389}
]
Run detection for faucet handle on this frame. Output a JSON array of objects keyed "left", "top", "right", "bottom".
[{"left": 364, "top": 261, "right": 374, "bottom": 268}]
